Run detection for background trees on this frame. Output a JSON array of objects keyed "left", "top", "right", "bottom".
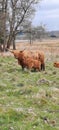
[
  {"left": 0, "top": 0, "right": 42, "bottom": 51},
  {"left": 0, "top": 0, "right": 7, "bottom": 51}
]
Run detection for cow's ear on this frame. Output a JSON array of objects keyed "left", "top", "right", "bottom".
[{"left": 20, "top": 48, "right": 26, "bottom": 52}]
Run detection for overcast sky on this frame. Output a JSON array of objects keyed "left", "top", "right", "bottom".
[{"left": 32, "top": 0, "right": 59, "bottom": 31}]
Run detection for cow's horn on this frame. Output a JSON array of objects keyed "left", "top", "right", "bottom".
[
  {"left": 20, "top": 48, "right": 26, "bottom": 52},
  {"left": 7, "top": 48, "right": 14, "bottom": 53}
]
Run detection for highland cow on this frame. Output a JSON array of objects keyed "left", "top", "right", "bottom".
[
  {"left": 54, "top": 62, "right": 59, "bottom": 68},
  {"left": 8, "top": 49, "right": 45, "bottom": 71}
]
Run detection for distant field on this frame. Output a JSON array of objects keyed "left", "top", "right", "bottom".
[
  {"left": 0, "top": 39, "right": 59, "bottom": 130},
  {"left": 16, "top": 38, "right": 59, "bottom": 61},
  {"left": 1, "top": 38, "right": 59, "bottom": 61}
]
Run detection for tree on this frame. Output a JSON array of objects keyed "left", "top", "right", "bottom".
[
  {"left": 25, "top": 25, "right": 46, "bottom": 44},
  {"left": 34, "top": 25, "right": 46, "bottom": 40},
  {"left": 3, "top": 0, "right": 41, "bottom": 50},
  {"left": 0, "top": 0, "right": 7, "bottom": 51}
]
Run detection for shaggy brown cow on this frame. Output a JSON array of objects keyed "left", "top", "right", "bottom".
[
  {"left": 54, "top": 62, "right": 59, "bottom": 68},
  {"left": 17, "top": 52, "right": 41, "bottom": 71},
  {"left": 30, "top": 50, "right": 45, "bottom": 70},
  {"left": 8, "top": 49, "right": 45, "bottom": 71}
]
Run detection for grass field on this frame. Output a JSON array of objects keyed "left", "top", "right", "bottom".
[{"left": 0, "top": 39, "right": 59, "bottom": 130}]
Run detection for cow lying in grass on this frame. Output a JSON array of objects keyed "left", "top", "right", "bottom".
[
  {"left": 8, "top": 49, "right": 45, "bottom": 71},
  {"left": 54, "top": 62, "right": 59, "bottom": 68}
]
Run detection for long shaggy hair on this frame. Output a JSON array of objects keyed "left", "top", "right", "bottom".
[
  {"left": 9, "top": 49, "right": 45, "bottom": 71},
  {"left": 54, "top": 62, "right": 59, "bottom": 68}
]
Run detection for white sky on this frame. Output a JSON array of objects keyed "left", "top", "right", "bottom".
[{"left": 32, "top": 0, "right": 59, "bottom": 31}]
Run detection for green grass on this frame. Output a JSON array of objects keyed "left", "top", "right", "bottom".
[{"left": 0, "top": 56, "right": 59, "bottom": 130}]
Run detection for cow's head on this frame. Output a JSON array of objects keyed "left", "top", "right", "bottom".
[
  {"left": 54, "top": 62, "right": 58, "bottom": 67},
  {"left": 8, "top": 48, "right": 25, "bottom": 59}
]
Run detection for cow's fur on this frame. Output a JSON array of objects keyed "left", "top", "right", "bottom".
[
  {"left": 30, "top": 50, "right": 45, "bottom": 70},
  {"left": 18, "top": 54, "right": 41, "bottom": 71},
  {"left": 54, "top": 62, "right": 59, "bottom": 68},
  {"left": 9, "top": 49, "right": 45, "bottom": 71}
]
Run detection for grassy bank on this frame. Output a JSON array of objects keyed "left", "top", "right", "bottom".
[{"left": 0, "top": 56, "right": 59, "bottom": 130}]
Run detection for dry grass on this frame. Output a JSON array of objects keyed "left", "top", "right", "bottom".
[
  {"left": 16, "top": 38, "right": 59, "bottom": 62},
  {"left": 0, "top": 39, "right": 59, "bottom": 130},
  {"left": 0, "top": 38, "right": 59, "bottom": 61}
]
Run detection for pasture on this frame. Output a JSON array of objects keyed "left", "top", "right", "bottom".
[{"left": 0, "top": 39, "right": 59, "bottom": 130}]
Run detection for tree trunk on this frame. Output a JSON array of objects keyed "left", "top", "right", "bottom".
[
  {"left": 12, "top": 35, "right": 16, "bottom": 50},
  {"left": 6, "top": 34, "right": 12, "bottom": 49},
  {"left": 29, "top": 33, "right": 32, "bottom": 44},
  {"left": 0, "top": 44, "right": 3, "bottom": 52},
  {"left": 3, "top": 31, "right": 6, "bottom": 51},
  {"left": 6, "top": 33, "right": 16, "bottom": 50}
]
